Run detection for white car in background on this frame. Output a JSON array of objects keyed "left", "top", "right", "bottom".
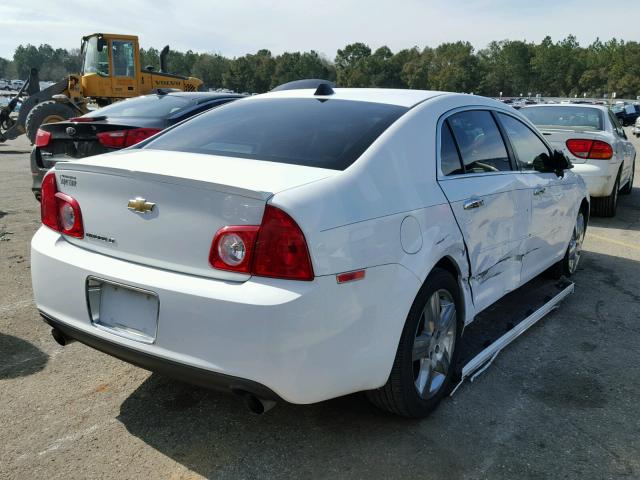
[
  {"left": 521, "top": 104, "right": 635, "bottom": 216},
  {"left": 633, "top": 117, "right": 640, "bottom": 137},
  {"left": 31, "top": 88, "right": 589, "bottom": 418}
]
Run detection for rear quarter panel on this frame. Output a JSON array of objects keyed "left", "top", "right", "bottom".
[{"left": 272, "top": 94, "right": 512, "bottom": 324}]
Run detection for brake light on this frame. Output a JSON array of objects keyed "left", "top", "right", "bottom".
[
  {"left": 35, "top": 129, "right": 51, "bottom": 147},
  {"left": 566, "top": 139, "right": 613, "bottom": 160},
  {"left": 209, "top": 205, "right": 314, "bottom": 281},
  {"left": 69, "top": 117, "right": 93, "bottom": 122},
  {"left": 96, "top": 128, "right": 162, "bottom": 148},
  {"left": 40, "top": 172, "right": 84, "bottom": 238}
]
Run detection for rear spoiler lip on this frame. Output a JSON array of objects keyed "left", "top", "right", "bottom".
[{"left": 54, "top": 161, "right": 274, "bottom": 201}]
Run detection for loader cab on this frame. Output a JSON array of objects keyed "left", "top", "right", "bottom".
[{"left": 80, "top": 33, "right": 141, "bottom": 101}]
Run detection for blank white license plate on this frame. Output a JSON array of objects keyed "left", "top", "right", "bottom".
[{"left": 90, "top": 280, "right": 159, "bottom": 344}]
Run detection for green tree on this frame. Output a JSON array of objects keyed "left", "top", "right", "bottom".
[
  {"left": 429, "top": 41, "right": 479, "bottom": 92},
  {"left": 192, "top": 53, "right": 230, "bottom": 89},
  {"left": 335, "top": 42, "right": 372, "bottom": 86}
]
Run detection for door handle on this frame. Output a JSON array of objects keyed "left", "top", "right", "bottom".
[
  {"left": 463, "top": 198, "right": 485, "bottom": 210},
  {"left": 533, "top": 187, "right": 546, "bottom": 196}
]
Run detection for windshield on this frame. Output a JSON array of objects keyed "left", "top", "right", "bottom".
[
  {"left": 144, "top": 98, "right": 408, "bottom": 170},
  {"left": 82, "top": 36, "right": 109, "bottom": 76},
  {"left": 521, "top": 106, "right": 604, "bottom": 131},
  {"left": 87, "top": 95, "right": 193, "bottom": 118}
]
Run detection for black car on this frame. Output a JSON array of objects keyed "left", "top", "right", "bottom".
[
  {"left": 611, "top": 103, "right": 640, "bottom": 126},
  {"left": 30, "top": 91, "right": 244, "bottom": 199}
]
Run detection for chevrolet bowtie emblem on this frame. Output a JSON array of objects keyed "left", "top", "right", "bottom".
[{"left": 127, "top": 197, "right": 155, "bottom": 213}]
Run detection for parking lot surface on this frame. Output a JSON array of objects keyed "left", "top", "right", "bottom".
[{"left": 1, "top": 134, "right": 639, "bottom": 479}]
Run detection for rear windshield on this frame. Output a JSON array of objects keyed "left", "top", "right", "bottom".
[
  {"left": 87, "top": 95, "right": 192, "bottom": 118},
  {"left": 143, "top": 98, "right": 408, "bottom": 170},
  {"left": 520, "top": 106, "right": 604, "bottom": 131}
]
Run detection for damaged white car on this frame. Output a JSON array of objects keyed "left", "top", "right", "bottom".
[{"left": 31, "top": 86, "right": 589, "bottom": 417}]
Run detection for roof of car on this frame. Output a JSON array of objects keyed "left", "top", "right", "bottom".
[
  {"left": 255, "top": 88, "right": 449, "bottom": 108},
  {"left": 148, "top": 91, "right": 246, "bottom": 102},
  {"left": 522, "top": 103, "right": 609, "bottom": 111}
]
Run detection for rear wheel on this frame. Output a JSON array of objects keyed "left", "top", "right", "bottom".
[
  {"left": 620, "top": 161, "right": 635, "bottom": 195},
  {"left": 591, "top": 174, "right": 619, "bottom": 217},
  {"left": 25, "top": 100, "right": 75, "bottom": 144},
  {"left": 366, "top": 268, "right": 461, "bottom": 418}
]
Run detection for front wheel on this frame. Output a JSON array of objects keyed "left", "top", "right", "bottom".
[
  {"left": 366, "top": 268, "right": 461, "bottom": 418},
  {"left": 552, "top": 210, "right": 586, "bottom": 277},
  {"left": 24, "top": 100, "right": 76, "bottom": 144}
]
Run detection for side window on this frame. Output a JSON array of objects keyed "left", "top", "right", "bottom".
[
  {"left": 448, "top": 110, "right": 512, "bottom": 173},
  {"left": 112, "top": 40, "right": 135, "bottom": 77},
  {"left": 440, "top": 121, "right": 464, "bottom": 175},
  {"left": 608, "top": 111, "right": 625, "bottom": 138},
  {"left": 497, "top": 113, "right": 551, "bottom": 170}
]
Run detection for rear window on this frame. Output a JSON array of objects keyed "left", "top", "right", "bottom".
[
  {"left": 521, "top": 106, "right": 604, "bottom": 131},
  {"left": 87, "top": 95, "right": 192, "bottom": 118},
  {"left": 144, "top": 98, "right": 408, "bottom": 170}
]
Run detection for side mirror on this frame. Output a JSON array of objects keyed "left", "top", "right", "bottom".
[
  {"left": 532, "top": 150, "right": 572, "bottom": 177},
  {"left": 551, "top": 150, "right": 572, "bottom": 177},
  {"left": 97, "top": 37, "right": 106, "bottom": 53}
]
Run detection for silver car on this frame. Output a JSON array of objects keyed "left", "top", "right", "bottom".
[{"left": 521, "top": 104, "right": 635, "bottom": 217}]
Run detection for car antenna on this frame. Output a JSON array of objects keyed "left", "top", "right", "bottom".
[{"left": 314, "top": 83, "right": 334, "bottom": 96}]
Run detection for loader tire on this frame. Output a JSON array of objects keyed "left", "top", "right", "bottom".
[{"left": 25, "top": 101, "right": 75, "bottom": 144}]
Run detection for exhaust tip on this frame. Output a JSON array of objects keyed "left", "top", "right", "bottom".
[
  {"left": 241, "top": 393, "right": 277, "bottom": 415},
  {"left": 51, "top": 327, "right": 74, "bottom": 346}
]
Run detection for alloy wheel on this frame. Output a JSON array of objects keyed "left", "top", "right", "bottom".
[
  {"left": 567, "top": 212, "right": 585, "bottom": 274},
  {"left": 412, "top": 289, "right": 456, "bottom": 399}
]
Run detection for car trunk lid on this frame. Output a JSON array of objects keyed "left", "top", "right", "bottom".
[
  {"left": 537, "top": 127, "right": 611, "bottom": 164},
  {"left": 53, "top": 149, "right": 336, "bottom": 281}
]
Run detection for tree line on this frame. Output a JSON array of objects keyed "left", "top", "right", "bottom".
[{"left": 2, "top": 36, "right": 640, "bottom": 98}]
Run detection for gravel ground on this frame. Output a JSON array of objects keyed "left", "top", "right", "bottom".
[{"left": 1, "top": 133, "right": 639, "bottom": 479}]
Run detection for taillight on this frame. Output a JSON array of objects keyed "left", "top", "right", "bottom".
[
  {"left": 209, "top": 226, "right": 259, "bottom": 273},
  {"left": 566, "top": 139, "right": 613, "bottom": 160},
  {"left": 253, "top": 206, "right": 314, "bottom": 280},
  {"left": 209, "top": 205, "right": 314, "bottom": 281},
  {"left": 40, "top": 171, "right": 84, "bottom": 238},
  {"left": 69, "top": 117, "right": 93, "bottom": 122},
  {"left": 35, "top": 129, "right": 52, "bottom": 147},
  {"left": 96, "top": 128, "right": 162, "bottom": 148}
]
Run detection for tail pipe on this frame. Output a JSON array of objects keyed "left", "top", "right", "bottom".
[
  {"left": 240, "top": 392, "right": 277, "bottom": 415},
  {"left": 51, "top": 327, "right": 75, "bottom": 346}
]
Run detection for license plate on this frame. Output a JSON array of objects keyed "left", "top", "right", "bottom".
[{"left": 87, "top": 277, "right": 159, "bottom": 344}]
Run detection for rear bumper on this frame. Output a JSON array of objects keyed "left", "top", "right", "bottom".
[
  {"left": 572, "top": 161, "right": 621, "bottom": 197},
  {"left": 40, "top": 311, "right": 281, "bottom": 401},
  {"left": 31, "top": 227, "right": 419, "bottom": 404}
]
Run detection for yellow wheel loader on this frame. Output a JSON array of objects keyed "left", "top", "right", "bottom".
[{"left": 0, "top": 33, "right": 203, "bottom": 143}]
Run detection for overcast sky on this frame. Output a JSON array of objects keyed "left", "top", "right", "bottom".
[{"left": 2, "top": 0, "right": 638, "bottom": 60}]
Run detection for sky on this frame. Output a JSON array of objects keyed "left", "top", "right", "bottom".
[{"left": 2, "top": 0, "right": 639, "bottom": 60}]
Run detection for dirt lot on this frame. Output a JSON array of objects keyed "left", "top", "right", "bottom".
[{"left": 1, "top": 133, "right": 639, "bottom": 480}]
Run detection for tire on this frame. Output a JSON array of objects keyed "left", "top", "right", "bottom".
[
  {"left": 551, "top": 209, "right": 586, "bottom": 278},
  {"left": 25, "top": 100, "right": 75, "bottom": 144},
  {"left": 591, "top": 174, "right": 619, "bottom": 217},
  {"left": 620, "top": 161, "right": 635, "bottom": 195},
  {"left": 366, "top": 268, "right": 462, "bottom": 418}
]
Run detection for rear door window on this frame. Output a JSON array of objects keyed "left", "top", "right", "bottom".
[
  {"left": 440, "top": 122, "right": 464, "bottom": 175},
  {"left": 145, "top": 98, "right": 408, "bottom": 170},
  {"left": 447, "top": 110, "right": 512, "bottom": 173},
  {"left": 497, "top": 113, "right": 551, "bottom": 170}
]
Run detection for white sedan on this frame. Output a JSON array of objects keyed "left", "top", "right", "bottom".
[
  {"left": 31, "top": 87, "right": 589, "bottom": 417},
  {"left": 521, "top": 104, "right": 635, "bottom": 217}
]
